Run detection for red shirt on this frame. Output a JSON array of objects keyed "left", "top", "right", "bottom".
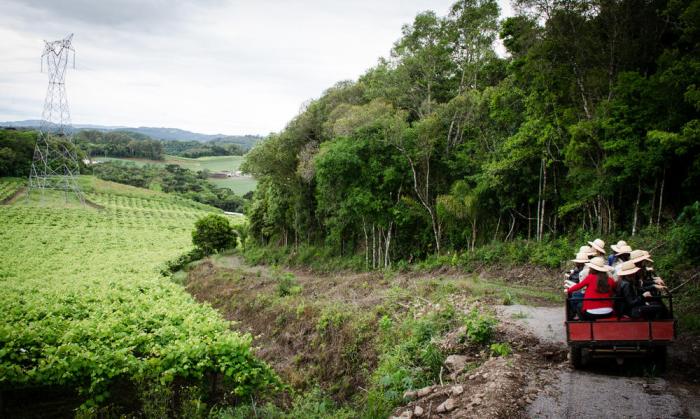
[{"left": 568, "top": 273, "right": 616, "bottom": 312}]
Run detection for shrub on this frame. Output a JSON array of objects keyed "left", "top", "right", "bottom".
[
  {"left": 192, "top": 214, "right": 237, "bottom": 255},
  {"left": 161, "top": 247, "right": 206, "bottom": 275},
  {"left": 489, "top": 342, "right": 512, "bottom": 357},
  {"left": 277, "top": 272, "right": 302, "bottom": 297},
  {"left": 463, "top": 308, "right": 497, "bottom": 344}
]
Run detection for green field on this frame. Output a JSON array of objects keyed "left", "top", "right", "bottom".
[
  {"left": 0, "top": 177, "right": 274, "bottom": 408},
  {"left": 96, "top": 155, "right": 257, "bottom": 195},
  {"left": 0, "top": 177, "right": 23, "bottom": 202}
]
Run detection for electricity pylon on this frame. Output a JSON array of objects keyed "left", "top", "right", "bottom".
[{"left": 28, "top": 33, "right": 84, "bottom": 203}]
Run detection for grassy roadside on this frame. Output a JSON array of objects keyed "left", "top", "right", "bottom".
[
  {"left": 181, "top": 254, "right": 560, "bottom": 417},
  {"left": 240, "top": 236, "right": 700, "bottom": 335}
]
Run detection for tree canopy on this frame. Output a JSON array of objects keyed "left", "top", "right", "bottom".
[{"left": 243, "top": 0, "right": 700, "bottom": 264}]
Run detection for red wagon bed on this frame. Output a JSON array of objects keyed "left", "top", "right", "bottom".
[{"left": 565, "top": 296, "right": 675, "bottom": 368}]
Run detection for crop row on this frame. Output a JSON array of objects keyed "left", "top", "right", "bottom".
[
  {"left": 0, "top": 178, "right": 24, "bottom": 202},
  {"left": 0, "top": 181, "right": 277, "bottom": 407}
]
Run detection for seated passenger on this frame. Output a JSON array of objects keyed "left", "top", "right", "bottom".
[
  {"left": 576, "top": 245, "right": 597, "bottom": 281},
  {"left": 615, "top": 261, "right": 654, "bottom": 319},
  {"left": 630, "top": 250, "right": 666, "bottom": 294},
  {"left": 565, "top": 252, "right": 590, "bottom": 320},
  {"left": 588, "top": 238, "right": 606, "bottom": 258},
  {"left": 608, "top": 240, "right": 629, "bottom": 266},
  {"left": 630, "top": 250, "right": 669, "bottom": 319},
  {"left": 610, "top": 244, "right": 632, "bottom": 281},
  {"left": 567, "top": 256, "right": 616, "bottom": 320}
]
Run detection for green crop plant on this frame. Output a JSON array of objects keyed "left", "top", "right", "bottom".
[{"left": 0, "top": 176, "right": 278, "bottom": 409}]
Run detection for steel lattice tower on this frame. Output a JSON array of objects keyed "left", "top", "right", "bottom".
[{"left": 28, "top": 33, "right": 84, "bottom": 203}]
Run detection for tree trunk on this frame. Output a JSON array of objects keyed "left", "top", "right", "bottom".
[
  {"left": 540, "top": 159, "right": 547, "bottom": 241},
  {"left": 536, "top": 159, "right": 542, "bottom": 242},
  {"left": 657, "top": 170, "right": 665, "bottom": 227},
  {"left": 384, "top": 223, "right": 393, "bottom": 269},
  {"left": 362, "top": 217, "right": 369, "bottom": 270},
  {"left": 493, "top": 213, "right": 501, "bottom": 242},
  {"left": 632, "top": 180, "right": 641, "bottom": 236},
  {"left": 649, "top": 178, "right": 657, "bottom": 227},
  {"left": 471, "top": 218, "right": 477, "bottom": 251},
  {"left": 372, "top": 223, "right": 376, "bottom": 269},
  {"left": 506, "top": 212, "right": 516, "bottom": 242}
]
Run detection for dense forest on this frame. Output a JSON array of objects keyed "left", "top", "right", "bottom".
[
  {"left": 243, "top": 0, "right": 700, "bottom": 266},
  {"left": 73, "top": 129, "right": 164, "bottom": 160},
  {"left": 0, "top": 129, "right": 36, "bottom": 177},
  {"left": 161, "top": 138, "right": 246, "bottom": 157}
]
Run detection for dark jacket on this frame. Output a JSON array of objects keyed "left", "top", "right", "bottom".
[
  {"left": 568, "top": 266, "right": 584, "bottom": 283},
  {"left": 616, "top": 280, "right": 645, "bottom": 316},
  {"left": 640, "top": 269, "right": 660, "bottom": 296}
]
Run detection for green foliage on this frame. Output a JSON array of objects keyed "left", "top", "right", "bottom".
[
  {"left": 192, "top": 214, "right": 238, "bottom": 255},
  {"left": 463, "top": 308, "right": 496, "bottom": 344},
  {"left": 91, "top": 161, "right": 246, "bottom": 212},
  {"left": 74, "top": 129, "right": 163, "bottom": 160},
  {"left": 213, "top": 387, "right": 356, "bottom": 419},
  {"left": 0, "top": 178, "right": 24, "bottom": 202},
  {"left": 316, "top": 306, "right": 348, "bottom": 336},
  {"left": 0, "top": 129, "right": 36, "bottom": 177},
  {"left": 364, "top": 306, "right": 458, "bottom": 417},
  {"left": 161, "top": 247, "right": 206, "bottom": 275},
  {"left": 276, "top": 272, "right": 302, "bottom": 297},
  {"left": 239, "top": 0, "right": 700, "bottom": 269},
  {"left": 489, "top": 342, "right": 511, "bottom": 357},
  {"left": 669, "top": 202, "right": 700, "bottom": 266},
  {"left": 0, "top": 177, "right": 278, "bottom": 408}
]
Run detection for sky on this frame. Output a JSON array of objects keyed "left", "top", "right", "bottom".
[{"left": 0, "top": 0, "right": 514, "bottom": 136}]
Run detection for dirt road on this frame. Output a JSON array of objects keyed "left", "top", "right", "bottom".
[{"left": 498, "top": 304, "right": 700, "bottom": 419}]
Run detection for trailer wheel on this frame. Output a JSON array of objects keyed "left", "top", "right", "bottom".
[
  {"left": 651, "top": 346, "right": 667, "bottom": 372},
  {"left": 569, "top": 346, "right": 583, "bottom": 369}
]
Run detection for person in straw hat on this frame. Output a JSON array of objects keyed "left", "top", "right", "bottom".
[
  {"left": 565, "top": 252, "right": 590, "bottom": 320},
  {"left": 608, "top": 240, "right": 629, "bottom": 265},
  {"left": 575, "top": 244, "right": 598, "bottom": 283},
  {"left": 630, "top": 250, "right": 670, "bottom": 319},
  {"left": 610, "top": 244, "right": 633, "bottom": 282},
  {"left": 630, "top": 250, "right": 666, "bottom": 295},
  {"left": 566, "top": 256, "right": 616, "bottom": 320},
  {"left": 614, "top": 261, "right": 656, "bottom": 319},
  {"left": 588, "top": 238, "right": 606, "bottom": 257}
]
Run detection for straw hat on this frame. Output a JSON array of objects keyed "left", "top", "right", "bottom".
[
  {"left": 610, "top": 240, "right": 628, "bottom": 252},
  {"left": 577, "top": 245, "right": 595, "bottom": 257},
  {"left": 630, "top": 249, "right": 653, "bottom": 264},
  {"left": 617, "top": 261, "right": 640, "bottom": 276},
  {"left": 586, "top": 256, "right": 613, "bottom": 272},
  {"left": 588, "top": 238, "right": 606, "bottom": 253},
  {"left": 571, "top": 252, "right": 590, "bottom": 263},
  {"left": 615, "top": 244, "right": 632, "bottom": 256}
]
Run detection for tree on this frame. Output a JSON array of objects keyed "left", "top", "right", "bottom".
[{"left": 192, "top": 214, "right": 238, "bottom": 254}]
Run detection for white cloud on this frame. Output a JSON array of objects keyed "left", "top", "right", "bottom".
[{"left": 0, "top": 0, "right": 514, "bottom": 135}]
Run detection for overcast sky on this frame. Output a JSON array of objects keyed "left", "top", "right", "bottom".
[{"left": 0, "top": 0, "right": 514, "bottom": 136}]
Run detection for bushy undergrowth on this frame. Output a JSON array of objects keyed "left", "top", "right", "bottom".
[
  {"left": 362, "top": 305, "right": 497, "bottom": 418},
  {"left": 212, "top": 387, "right": 355, "bottom": 419},
  {"left": 242, "top": 244, "right": 365, "bottom": 272}
]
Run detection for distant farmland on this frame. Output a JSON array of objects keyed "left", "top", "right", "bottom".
[{"left": 95, "top": 155, "right": 256, "bottom": 195}]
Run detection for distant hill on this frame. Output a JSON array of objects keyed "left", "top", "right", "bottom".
[{"left": 0, "top": 120, "right": 263, "bottom": 150}]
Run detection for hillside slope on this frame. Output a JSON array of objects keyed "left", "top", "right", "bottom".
[{"left": 0, "top": 177, "right": 275, "bottom": 415}]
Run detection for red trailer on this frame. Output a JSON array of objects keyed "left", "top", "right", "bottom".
[{"left": 565, "top": 296, "right": 676, "bottom": 368}]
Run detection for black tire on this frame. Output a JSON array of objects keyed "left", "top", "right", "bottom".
[
  {"left": 651, "top": 346, "right": 667, "bottom": 372},
  {"left": 569, "top": 346, "right": 583, "bottom": 369}
]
